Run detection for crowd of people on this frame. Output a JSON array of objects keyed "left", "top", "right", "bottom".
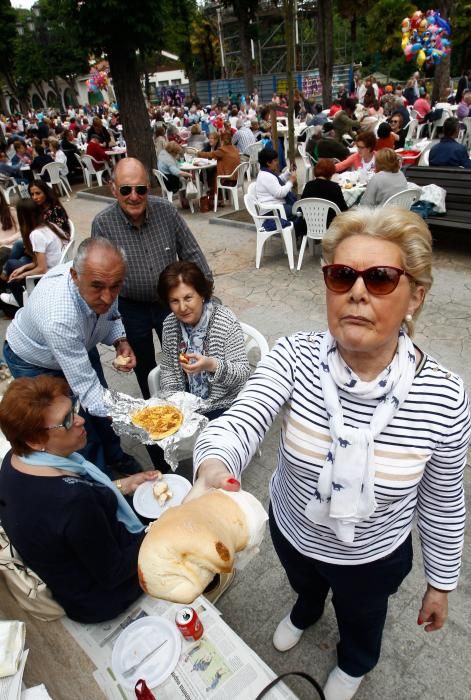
[{"left": 0, "top": 70, "right": 469, "bottom": 700}]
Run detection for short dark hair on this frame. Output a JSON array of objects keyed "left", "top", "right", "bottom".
[
  {"left": 377, "top": 122, "right": 392, "bottom": 139},
  {"left": 258, "top": 147, "right": 278, "bottom": 167},
  {"left": 0, "top": 376, "right": 70, "bottom": 456},
  {"left": 343, "top": 98, "right": 357, "bottom": 112},
  {"left": 158, "top": 261, "right": 214, "bottom": 304},
  {"left": 314, "top": 158, "right": 336, "bottom": 179},
  {"left": 443, "top": 117, "right": 459, "bottom": 138}
]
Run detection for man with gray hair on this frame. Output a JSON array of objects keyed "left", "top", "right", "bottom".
[{"left": 3, "top": 237, "right": 142, "bottom": 476}]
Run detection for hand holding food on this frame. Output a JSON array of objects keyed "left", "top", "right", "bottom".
[
  {"left": 138, "top": 489, "right": 267, "bottom": 603},
  {"left": 178, "top": 351, "right": 190, "bottom": 365},
  {"left": 179, "top": 353, "right": 217, "bottom": 375},
  {"left": 113, "top": 354, "right": 132, "bottom": 369},
  {"left": 113, "top": 340, "right": 136, "bottom": 372},
  {"left": 116, "top": 470, "right": 161, "bottom": 496}
]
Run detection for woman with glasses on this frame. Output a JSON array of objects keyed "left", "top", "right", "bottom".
[
  {"left": 334, "top": 131, "right": 376, "bottom": 177},
  {"left": 0, "top": 375, "right": 161, "bottom": 623},
  {"left": 389, "top": 111, "right": 407, "bottom": 149},
  {"left": 188, "top": 208, "right": 470, "bottom": 700}
]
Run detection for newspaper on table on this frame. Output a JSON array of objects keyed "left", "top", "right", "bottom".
[{"left": 62, "top": 594, "right": 297, "bottom": 700}]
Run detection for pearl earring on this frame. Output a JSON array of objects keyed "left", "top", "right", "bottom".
[{"left": 405, "top": 313, "right": 413, "bottom": 323}]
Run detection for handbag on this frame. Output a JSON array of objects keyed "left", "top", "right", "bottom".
[
  {"left": 255, "top": 671, "right": 325, "bottom": 699},
  {"left": 0, "top": 525, "right": 65, "bottom": 622},
  {"left": 185, "top": 179, "right": 198, "bottom": 198}
]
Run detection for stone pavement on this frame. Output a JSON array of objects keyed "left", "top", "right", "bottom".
[{"left": 0, "top": 191, "right": 470, "bottom": 700}]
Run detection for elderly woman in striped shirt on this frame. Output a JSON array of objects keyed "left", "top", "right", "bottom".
[{"left": 189, "top": 207, "right": 470, "bottom": 700}]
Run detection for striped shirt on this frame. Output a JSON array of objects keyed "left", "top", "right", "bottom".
[
  {"left": 91, "top": 196, "right": 212, "bottom": 303},
  {"left": 6, "top": 262, "right": 125, "bottom": 417},
  {"left": 194, "top": 332, "right": 471, "bottom": 589}
]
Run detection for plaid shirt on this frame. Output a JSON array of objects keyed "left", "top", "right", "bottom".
[
  {"left": 91, "top": 196, "right": 212, "bottom": 302},
  {"left": 6, "top": 263, "right": 125, "bottom": 417},
  {"left": 232, "top": 127, "right": 257, "bottom": 154}
]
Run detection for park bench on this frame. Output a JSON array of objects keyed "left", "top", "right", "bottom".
[{"left": 403, "top": 165, "right": 471, "bottom": 231}]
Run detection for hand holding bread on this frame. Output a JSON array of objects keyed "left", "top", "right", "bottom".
[{"left": 138, "top": 488, "right": 267, "bottom": 603}]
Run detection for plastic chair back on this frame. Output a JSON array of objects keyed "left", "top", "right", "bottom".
[
  {"left": 382, "top": 188, "right": 422, "bottom": 209},
  {"left": 292, "top": 198, "right": 340, "bottom": 241}
]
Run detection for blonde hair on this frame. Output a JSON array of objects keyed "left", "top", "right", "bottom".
[
  {"left": 375, "top": 148, "right": 400, "bottom": 173},
  {"left": 322, "top": 207, "right": 433, "bottom": 335}
]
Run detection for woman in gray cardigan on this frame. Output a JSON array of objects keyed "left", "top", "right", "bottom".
[
  {"left": 361, "top": 148, "right": 408, "bottom": 207},
  {"left": 157, "top": 261, "right": 250, "bottom": 419}
]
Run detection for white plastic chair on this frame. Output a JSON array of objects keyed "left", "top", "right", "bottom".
[
  {"left": 39, "top": 162, "right": 72, "bottom": 200},
  {"left": 80, "top": 154, "right": 110, "bottom": 187},
  {"left": 417, "top": 141, "right": 439, "bottom": 167},
  {"left": 298, "top": 142, "right": 316, "bottom": 187},
  {"left": 244, "top": 142, "right": 264, "bottom": 182},
  {"left": 74, "top": 153, "right": 88, "bottom": 183},
  {"left": 429, "top": 111, "right": 452, "bottom": 140},
  {"left": 292, "top": 198, "right": 341, "bottom": 270},
  {"left": 152, "top": 168, "right": 194, "bottom": 214},
  {"left": 0, "top": 175, "right": 22, "bottom": 205},
  {"left": 244, "top": 187, "right": 296, "bottom": 271},
  {"left": 147, "top": 321, "right": 269, "bottom": 396},
  {"left": 461, "top": 117, "right": 471, "bottom": 149},
  {"left": 404, "top": 119, "right": 421, "bottom": 143},
  {"left": 382, "top": 188, "right": 422, "bottom": 209},
  {"left": 214, "top": 161, "right": 249, "bottom": 212},
  {"left": 23, "top": 221, "right": 75, "bottom": 304}
]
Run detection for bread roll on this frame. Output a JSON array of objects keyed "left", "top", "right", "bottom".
[{"left": 138, "top": 490, "right": 250, "bottom": 603}]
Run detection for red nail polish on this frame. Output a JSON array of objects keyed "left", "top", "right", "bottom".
[
  {"left": 417, "top": 616, "right": 423, "bottom": 625},
  {"left": 227, "top": 477, "right": 240, "bottom": 485}
]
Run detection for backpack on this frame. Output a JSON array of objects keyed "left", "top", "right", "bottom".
[{"left": 0, "top": 525, "right": 65, "bottom": 622}]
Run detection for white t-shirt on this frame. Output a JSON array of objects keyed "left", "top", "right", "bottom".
[{"left": 29, "top": 225, "right": 64, "bottom": 269}]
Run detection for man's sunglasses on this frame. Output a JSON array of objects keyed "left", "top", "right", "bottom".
[
  {"left": 322, "top": 265, "right": 412, "bottom": 295},
  {"left": 44, "top": 397, "right": 81, "bottom": 431},
  {"left": 118, "top": 185, "right": 148, "bottom": 196}
]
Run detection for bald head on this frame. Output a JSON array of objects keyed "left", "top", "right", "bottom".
[{"left": 112, "top": 158, "right": 150, "bottom": 225}]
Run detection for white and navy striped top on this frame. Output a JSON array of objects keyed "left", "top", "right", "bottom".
[{"left": 194, "top": 332, "right": 471, "bottom": 590}]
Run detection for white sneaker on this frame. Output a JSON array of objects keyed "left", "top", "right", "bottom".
[
  {"left": 0, "top": 293, "right": 18, "bottom": 307},
  {"left": 272, "top": 614, "right": 304, "bottom": 651},
  {"left": 324, "top": 666, "right": 364, "bottom": 700}
]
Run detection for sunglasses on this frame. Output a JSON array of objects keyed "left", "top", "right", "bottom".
[
  {"left": 44, "top": 398, "right": 81, "bottom": 431},
  {"left": 323, "top": 265, "right": 412, "bottom": 295},
  {"left": 118, "top": 185, "right": 148, "bottom": 196}
]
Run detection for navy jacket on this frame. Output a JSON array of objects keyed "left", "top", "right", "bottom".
[{"left": 429, "top": 138, "right": 471, "bottom": 169}]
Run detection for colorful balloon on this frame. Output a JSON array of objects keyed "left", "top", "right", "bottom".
[{"left": 401, "top": 8, "right": 451, "bottom": 68}]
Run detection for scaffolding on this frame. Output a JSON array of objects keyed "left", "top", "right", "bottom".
[{"left": 202, "top": 0, "right": 347, "bottom": 78}]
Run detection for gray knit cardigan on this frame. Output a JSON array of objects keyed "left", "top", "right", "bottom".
[{"left": 160, "top": 303, "right": 250, "bottom": 411}]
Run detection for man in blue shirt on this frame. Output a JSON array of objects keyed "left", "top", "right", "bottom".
[
  {"left": 3, "top": 237, "right": 143, "bottom": 476},
  {"left": 429, "top": 117, "right": 471, "bottom": 169}
]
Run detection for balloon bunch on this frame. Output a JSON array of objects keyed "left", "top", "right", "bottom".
[
  {"left": 86, "top": 69, "right": 109, "bottom": 93},
  {"left": 401, "top": 10, "right": 451, "bottom": 69}
]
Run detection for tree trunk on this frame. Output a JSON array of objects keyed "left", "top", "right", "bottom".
[
  {"left": 284, "top": 0, "right": 296, "bottom": 166},
  {"left": 233, "top": 2, "right": 255, "bottom": 94},
  {"left": 107, "top": 45, "right": 156, "bottom": 176},
  {"left": 317, "top": 0, "right": 334, "bottom": 108}
]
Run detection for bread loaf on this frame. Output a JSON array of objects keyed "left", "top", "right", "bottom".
[{"left": 138, "top": 490, "right": 249, "bottom": 603}]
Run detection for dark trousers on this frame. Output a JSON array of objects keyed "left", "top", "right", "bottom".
[
  {"left": 118, "top": 296, "right": 170, "bottom": 471},
  {"left": 118, "top": 297, "right": 169, "bottom": 399},
  {"left": 269, "top": 505, "right": 413, "bottom": 677},
  {"left": 3, "top": 342, "right": 124, "bottom": 477}
]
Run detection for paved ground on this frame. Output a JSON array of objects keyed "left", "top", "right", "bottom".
[{"left": 0, "top": 188, "right": 470, "bottom": 700}]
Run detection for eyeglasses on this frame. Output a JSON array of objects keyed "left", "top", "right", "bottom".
[
  {"left": 390, "top": 120, "right": 401, "bottom": 125},
  {"left": 322, "top": 265, "right": 412, "bottom": 295},
  {"left": 44, "top": 398, "right": 81, "bottom": 431},
  {"left": 118, "top": 185, "right": 148, "bottom": 196}
]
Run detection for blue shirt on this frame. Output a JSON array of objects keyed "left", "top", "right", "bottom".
[
  {"left": 429, "top": 137, "right": 471, "bottom": 169},
  {"left": 6, "top": 262, "right": 126, "bottom": 416}
]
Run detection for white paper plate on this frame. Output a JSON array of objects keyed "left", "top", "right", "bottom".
[
  {"left": 111, "top": 615, "right": 181, "bottom": 690},
  {"left": 133, "top": 474, "right": 192, "bottom": 519}
]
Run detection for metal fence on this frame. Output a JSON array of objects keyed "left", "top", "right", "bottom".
[{"left": 193, "top": 64, "right": 353, "bottom": 105}]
